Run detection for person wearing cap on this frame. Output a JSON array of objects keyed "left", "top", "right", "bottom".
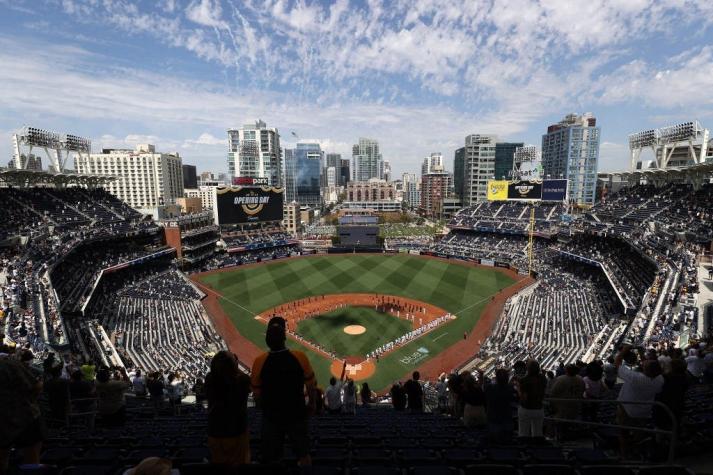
[{"left": 251, "top": 316, "right": 317, "bottom": 466}]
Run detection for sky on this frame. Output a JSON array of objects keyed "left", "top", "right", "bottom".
[{"left": 1, "top": 0, "right": 713, "bottom": 178}]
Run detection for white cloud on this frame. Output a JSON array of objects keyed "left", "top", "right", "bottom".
[{"left": 185, "top": 0, "right": 227, "bottom": 29}]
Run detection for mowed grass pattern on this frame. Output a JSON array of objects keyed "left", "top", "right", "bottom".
[
  {"left": 198, "top": 254, "right": 515, "bottom": 390},
  {"left": 297, "top": 307, "right": 413, "bottom": 358}
]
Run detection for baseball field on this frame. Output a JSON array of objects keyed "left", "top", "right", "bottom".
[{"left": 195, "top": 254, "right": 519, "bottom": 390}]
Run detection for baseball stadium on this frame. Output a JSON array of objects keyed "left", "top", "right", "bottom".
[{"left": 1, "top": 123, "right": 713, "bottom": 472}]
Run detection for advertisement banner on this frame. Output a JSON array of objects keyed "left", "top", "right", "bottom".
[
  {"left": 487, "top": 180, "right": 509, "bottom": 201},
  {"left": 541, "top": 179, "right": 568, "bottom": 201},
  {"left": 480, "top": 258, "right": 495, "bottom": 267},
  {"left": 217, "top": 186, "right": 284, "bottom": 224},
  {"left": 507, "top": 180, "right": 542, "bottom": 201}
]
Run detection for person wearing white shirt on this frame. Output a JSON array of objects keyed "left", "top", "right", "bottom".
[
  {"left": 685, "top": 351, "right": 706, "bottom": 379},
  {"left": 615, "top": 345, "right": 664, "bottom": 458},
  {"left": 324, "top": 362, "right": 346, "bottom": 414},
  {"left": 132, "top": 369, "right": 147, "bottom": 397}
]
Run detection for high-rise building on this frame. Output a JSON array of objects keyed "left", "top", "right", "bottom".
[
  {"left": 402, "top": 172, "right": 420, "bottom": 209},
  {"left": 461, "top": 134, "right": 498, "bottom": 205},
  {"left": 420, "top": 170, "right": 451, "bottom": 219},
  {"left": 182, "top": 164, "right": 197, "bottom": 189},
  {"left": 494, "top": 142, "right": 524, "bottom": 180},
  {"left": 453, "top": 147, "right": 465, "bottom": 203},
  {"left": 383, "top": 160, "right": 392, "bottom": 182},
  {"left": 295, "top": 142, "right": 323, "bottom": 207},
  {"left": 8, "top": 154, "right": 42, "bottom": 171},
  {"left": 421, "top": 152, "right": 444, "bottom": 176},
  {"left": 340, "top": 159, "right": 351, "bottom": 186},
  {"left": 541, "top": 113, "right": 600, "bottom": 206},
  {"left": 326, "top": 166, "right": 337, "bottom": 188},
  {"left": 227, "top": 120, "right": 282, "bottom": 186},
  {"left": 324, "top": 153, "right": 341, "bottom": 185},
  {"left": 184, "top": 185, "right": 220, "bottom": 224},
  {"left": 283, "top": 148, "right": 297, "bottom": 203},
  {"left": 76, "top": 144, "right": 183, "bottom": 211},
  {"left": 352, "top": 138, "right": 382, "bottom": 181}
]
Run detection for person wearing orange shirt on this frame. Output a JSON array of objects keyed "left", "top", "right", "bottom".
[{"left": 251, "top": 316, "right": 316, "bottom": 466}]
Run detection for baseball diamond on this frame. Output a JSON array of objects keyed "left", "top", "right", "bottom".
[{"left": 193, "top": 253, "right": 528, "bottom": 390}]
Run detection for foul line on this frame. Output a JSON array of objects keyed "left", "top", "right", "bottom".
[
  {"left": 432, "top": 332, "right": 449, "bottom": 342},
  {"left": 194, "top": 281, "right": 257, "bottom": 317},
  {"left": 453, "top": 291, "right": 500, "bottom": 317}
]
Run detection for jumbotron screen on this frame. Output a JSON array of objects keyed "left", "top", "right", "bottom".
[{"left": 216, "top": 186, "right": 284, "bottom": 224}]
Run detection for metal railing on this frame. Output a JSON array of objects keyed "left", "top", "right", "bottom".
[{"left": 544, "top": 397, "right": 678, "bottom": 464}]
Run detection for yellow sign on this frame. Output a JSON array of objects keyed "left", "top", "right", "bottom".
[{"left": 487, "top": 180, "right": 508, "bottom": 201}]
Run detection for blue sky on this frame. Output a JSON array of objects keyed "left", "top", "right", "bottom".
[{"left": 1, "top": 0, "right": 713, "bottom": 177}]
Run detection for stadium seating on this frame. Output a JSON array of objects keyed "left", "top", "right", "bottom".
[{"left": 2, "top": 183, "right": 712, "bottom": 474}]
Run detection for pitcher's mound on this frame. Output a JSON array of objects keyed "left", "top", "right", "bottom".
[{"left": 343, "top": 325, "right": 366, "bottom": 335}]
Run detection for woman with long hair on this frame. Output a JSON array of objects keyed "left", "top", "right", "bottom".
[{"left": 205, "top": 351, "right": 251, "bottom": 466}]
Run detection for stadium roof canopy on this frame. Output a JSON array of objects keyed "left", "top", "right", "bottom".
[
  {"left": 0, "top": 169, "right": 117, "bottom": 187},
  {"left": 607, "top": 161, "right": 713, "bottom": 189}
]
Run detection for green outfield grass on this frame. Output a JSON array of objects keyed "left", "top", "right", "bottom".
[
  {"left": 296, "top": 307, "right": 413, "bottom": 358},
  {"left": 197, "top": 254, "right": 515, "bottom": 390}
]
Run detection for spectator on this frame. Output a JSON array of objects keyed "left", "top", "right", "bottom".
[
  {"left": 404, "top": 371, "right": 424, "bottom": 413},
  {"left": 360, "top": 382, "right": 374, "bottom": 408},
  {"left": 95, "top": 367, "right": 130, "bottom": 427},
  {"left": 205, "top": 351, "right": 251, "bottom": 466},
  {"left": 485, "top": 368, "right": 515, "bottom": 442},
  {"left": 80, "top": 360, "right": 96, "bottom": 382},
  {"left": 0, "top": 355, "right": 45, "bottom": 473},
  {"left": 583, "top": 362, "right": 606, "bottom": 421},
  {"left": 343, "top": 379, "right": 357, "bottom": 414},
  {"left": 390, "top": 382, "right": 406, "bottom": 411},
  {"left": 461, "top": 371, "right": 486, "bottom": 428},
  {"left": 654, "top": 358, "right": 688, "bottom": 431},
  {"left": 69, "top": 369, "right": 95, "bottom": 416},
  {"left": 324, "top": 365, "right": 346, "bottom": 415},
  {"left": 147, "top": 372, "right": 165, "bottom": 408},
  {"left": 123, "top": 456, "right": 173, "bottom": 475},
  {"left": 685, "top": 349, "right": 706, "bottom": 381},
  {"left": 192, "top": 377, "right": 206, "bottom": 406},
  {"left": 550, "top": 364, "right": 585, "bottom": 420},
  {"left": 516, "top": 359, "right": 547, "bottom": 438},
  {"left": 132, "top": 369, "right": 147, "bottom": 397},
  {"left": 603, "top": 356, "right": 618, "bottom": 389},
  {"left": 251, "top": 316, "right": 316, "bottom": 466},
  {"left": 615, "top": 345, "right": 664, "bottom": 457},
  {"left": 435, "top": 373, "right": 449, "bottom": 413},
  {"left": 44, "top": 364, "right": 70, "bottom": 425},
  {"left": 167, "top": 372, "right": 185, "bottom": 410}
]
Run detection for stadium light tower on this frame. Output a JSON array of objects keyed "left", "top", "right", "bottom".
[
  {"left": 12, "top": 126, "right": 91, "bottom": 173},
  {"left": 628, "top": 120, "right": 709, "bottom": 170}
]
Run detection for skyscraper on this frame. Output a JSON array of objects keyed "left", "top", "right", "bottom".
[
  {"left": 182, "top": 164, "right": 198, "bottom": 189},
  {"left": 352, "top": 138, "right": 382, "bottom": 181},
  {"left": 541, "top": 113, "right": 600, "bottom": 205},
  {"left": 227, "top": 120, "right": 282, "bottom": 186},
  {"left": 295, "top": 142, "right": 323, "bottom": 206},
  {"left": 421, "top": 152, "right": 444, "bottom": 176},
  {"left": 283, "top": 148, "right": 297, "bottom": 203},
  {"left": 461, "top": 134, "right": 497, "bottom": 205},
  {"left": 340, "top": 159, "right": 351, "bottom": 186},
  {"left": 494, "top": 142, "right": 524, "bottom": 180},
  {"left": 382, "top": 160, "right": 392, "bottom": 182},
  {"left": 402, "top": 172, "right": 420, "bottom": 209},
  {"left": 325, "top": 153, "right": 341, "bottom": 186},
  {"left": 453, "top": 147, "right": 465, "bottom": 203}
]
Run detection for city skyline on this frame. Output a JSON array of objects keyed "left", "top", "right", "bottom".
[{"left": 1, "top": 1, "right": 713, "bottom": 177}]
